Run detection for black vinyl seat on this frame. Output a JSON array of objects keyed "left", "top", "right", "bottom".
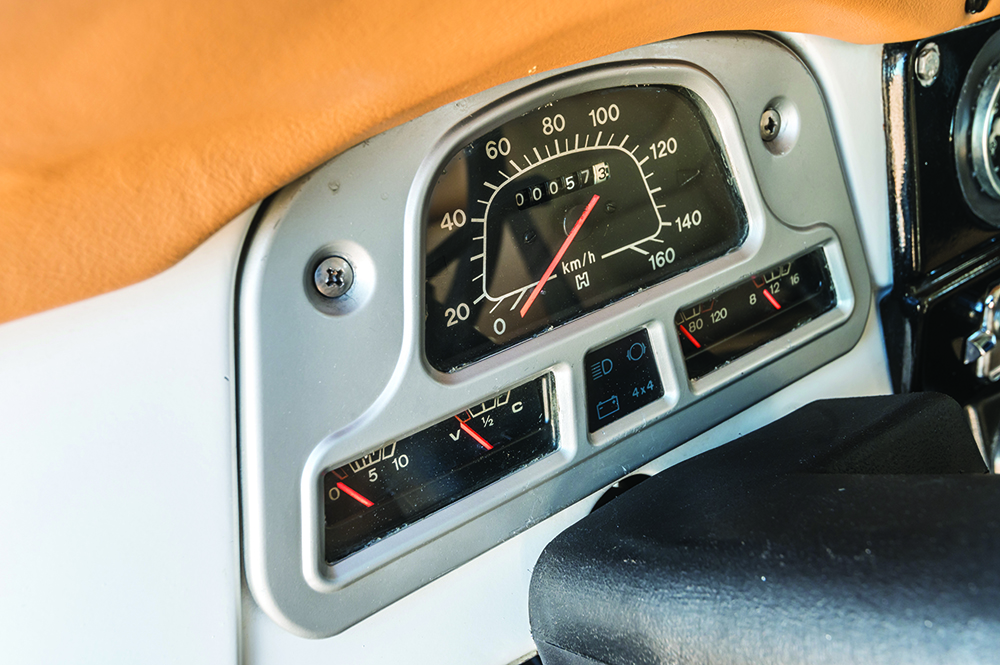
[{"left": 529, "top": 393, "right": 997, "bottom": 665}]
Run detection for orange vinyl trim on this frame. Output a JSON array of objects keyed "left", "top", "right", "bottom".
[{"left": 1, "top": 0, "right": 997, "bottom": 323}]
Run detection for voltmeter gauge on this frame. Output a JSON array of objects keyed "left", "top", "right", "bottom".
[
  {"left": 676, "top": 250, "right": 837, "bottom": 380},
  {"left": 324, "top": 375, "right": 556, "bottom": 563},
  {"left": 425, "top": 84, "right": 747, "bottom": 372}
]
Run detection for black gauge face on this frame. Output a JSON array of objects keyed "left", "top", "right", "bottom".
[
  {"left": 425, "top": 84, "right": 748, "bottom": 371},
  {"left": 676, "top": 250, "right": 837, "bottom": 380},
  {"left": 324, "top": 376, "right": 555, "bottom": 563}
]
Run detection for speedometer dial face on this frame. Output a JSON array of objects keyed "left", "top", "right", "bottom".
[{"left": 425, "top": 85, "right": 747, "bottom": 371}]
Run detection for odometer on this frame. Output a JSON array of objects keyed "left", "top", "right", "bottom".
[{"left": 425, "top": 84, "right": 747, "bottom": 371}]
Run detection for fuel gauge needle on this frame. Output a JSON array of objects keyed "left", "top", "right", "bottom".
[
  {"left": 519, "top": 194, "right": 600, "bottom": 318},
  {"left": 455, "top": 416, "right": 494, "bottom": 450}
]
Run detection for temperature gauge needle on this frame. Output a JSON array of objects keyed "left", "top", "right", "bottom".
[
  {"left": 678, "top": 324, "right": 701, "bottom": 349},
  {"left": 519, "top": 194, "right": 601, "bottom": 318},
  {"left": 455, "top": 416, "right": 494, "bottom": 450},
  {"left": 762, "top": 289, "right": 782, "bottom": 310},
  {"left": 337, "top": 481, "right": 374, "bottom": 507}
]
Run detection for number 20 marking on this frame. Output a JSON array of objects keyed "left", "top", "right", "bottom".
[{"left": 445, "top": 303, "right": 470, "bottom": 327}]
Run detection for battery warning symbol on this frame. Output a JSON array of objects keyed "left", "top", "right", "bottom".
[{"left": 596, "top": 396, "right": 620, "bottom": 420}]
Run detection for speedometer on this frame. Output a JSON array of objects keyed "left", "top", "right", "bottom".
[{"left": 425, "top": 84, "right": 747, "bottom": 371}]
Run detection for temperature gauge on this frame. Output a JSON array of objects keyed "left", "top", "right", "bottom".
[
  {"left": 324, "top": 376, "right": 555, "bottom": 563},
  {"left": 676, "top": 250, "right": 837, "bottom": 380}
]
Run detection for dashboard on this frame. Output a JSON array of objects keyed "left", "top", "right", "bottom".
[
  {"left": 0, "top": 16, "right": 914, "bottom": 664},
  {"left": 237, "top": 33, "right": 873, "bottom": 637},
  {"left": 8, "top": 0, "right": 1000, "bottom": 658}
]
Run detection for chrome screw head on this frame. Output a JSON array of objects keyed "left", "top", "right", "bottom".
[
  {"left": 314, "top": 256, "right": 355, "bottom": 299},
  {"left": 915, "top": 43, "right": 941, "bottom": 88},
  {"left": 760, "top": 108, "right": 781, "bottom": 142}
]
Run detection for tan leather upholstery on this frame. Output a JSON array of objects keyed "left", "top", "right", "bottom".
[{"left": 2, "top": 0, "right": 996, "bottom": 323}]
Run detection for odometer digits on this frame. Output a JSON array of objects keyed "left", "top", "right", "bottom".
[{"left": 425, "top": 84, "right": 747, "bottom": 371}]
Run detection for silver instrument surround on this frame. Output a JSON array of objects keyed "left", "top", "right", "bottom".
[{"left": 236, "top": 33, "right": 873, "bottom": 637}]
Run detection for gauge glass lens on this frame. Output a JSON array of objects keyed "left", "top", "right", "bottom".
[
  {"left": 425, "top": 85, "right": 748, "bottom": 372},
  {"left": 324, "top": 376, "right": 555, "bottom": 563},
  {"left": 676, "top": 250, "right": 837, "bottom": 379}
]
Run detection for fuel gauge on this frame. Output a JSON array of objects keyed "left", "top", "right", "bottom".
[
  {"left": 676, "top": 250, "right": 837, "bottom": 380},
  {"left": 323, "top": 375, "right": 555, "bottom": 563}
]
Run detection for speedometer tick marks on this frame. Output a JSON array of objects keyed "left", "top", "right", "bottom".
[
  {"left": 510, "top": 290, "right": 527, "bottom": 312},
  {"left": 424, "top": 85, "right": 749, "bottom": 372}
]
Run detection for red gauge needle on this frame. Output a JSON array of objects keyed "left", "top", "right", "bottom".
[
  {"left": 762, "top": 289, "right": 782, "bottom": 310},
  {"left": 337, "top": 481, "right": 374, "bottom": 507},
  {"left": 678, "top": 324, "right": 701, "bottom": 349},
  {"left": 455, "top": 416, "right": 494, "bottom": 450},
  {"left": 519, "top": 194, "right": 601, "bottom": 318}
]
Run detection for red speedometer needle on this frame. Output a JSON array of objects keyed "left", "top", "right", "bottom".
[
  {"left": 678, "top": 324, "right": 701, "bottom": 349},
  {"left": 455, "top": 416, "right": 493, "bottom": 450},
  {"left": 519, "top": 194, "right": 601, "bottom": 318},
  {"left": 762, "top": 289, "right": 782, "bottom": 310},
  {"left": 337, "top": 481, "right": 374, "bottom": 507}
]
